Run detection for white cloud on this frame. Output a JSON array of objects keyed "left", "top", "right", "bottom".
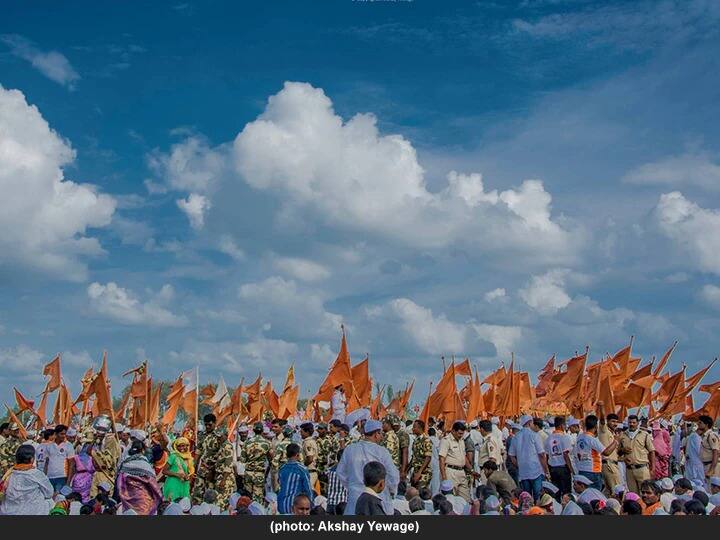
[
  {"left": 624, "top": 151, "right": 720, "bottom": 191},
  {"left": 484, "top": 288, "right": 507, "bottom": 302},
  {"left": 519, "top": 269, "right": 572, "bottom": 315},
  {"left": 273, "top": 256, "right": 331, "bottom": 282},
  {"left": 87, "top": 282, "right": 188, "bottom": 327},
  {"left": 471, "top": 324, "right": 522, "bottom": 358},
  {"left": 0, "top": 85, "right": 115, "bottom": 280},
  {"left": 177, "top": 193, "right": 211, "bottom": 229},
  {"left": 0, "top": 344, "right": 47, "bottom": 373},
  {"left": 217, "top": 235, "right": 246, "bottom": 261},
  {"left": 238, "top": 277, "right": 342, "bottom": 339},
  {"left": 169, "top": 338, "right": 298, "bottom": 375},
  {"left": 654, "top": 191, "right": 720, "bottom": 274},
  {"left": 385, "top": 298, "right": 467, "bottom": 354},
  {"left": 232, "top": 82, "right": 577, "bottom": 258},
  {"left": 2, "top": 35, "right": 80, "bottom": 89},
  {"left": 700, "top": 284, "right": 720, "bottom": 309},
  {"left": 148, "top": 135, "right": 226, "bottom": 193}
]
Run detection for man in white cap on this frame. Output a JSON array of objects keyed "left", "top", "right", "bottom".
[
  {"left": 508, "top": 415, "right": 550, "bottom": 501},
  {"left": 337, "top": 418, "right": 399, "bottom": 515},
  {"left": 573, "top": 474, "right": 607, "bottom": 505}
]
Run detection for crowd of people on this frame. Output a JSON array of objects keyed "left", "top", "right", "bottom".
[{"left": 0, "top": 397, "right": 718, "bottom": 516}]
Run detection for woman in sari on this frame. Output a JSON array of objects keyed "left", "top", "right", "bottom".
[
  {"left": 651, "top": 421, "right": 671, "bottom": 479},
  {"left": 162, "top": 437, "right": 194, "bottom": 501},
  {"left": 0, "top": 444, "right": 53, "bottom": 515},
  {"left": 116, "top": 440, "right": 163, "bottom": 515},
  {"left": 66, "top": 437, "right": 95, "bottom": 503}
]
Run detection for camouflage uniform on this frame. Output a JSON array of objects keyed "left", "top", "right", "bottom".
[
  {"left": 396, "top": 428, "right": 410, "bottom": 474},
  {"left": 316, "top": 434, "right": 339, "bottom": 494},
  {"left": 241, "top": 434, "right": 271, "bottom": 503},
  {"left": 271, "top": 435, "right": 292, "bottom": 492},
  {"left": 90, "top": 433, "right": 121, "bottom": 498},
  {"left": 381, "top": 429, "right": 401, "bottom": 470},
  {"left": 0, "top": 436, "right": 22, "bottom": 476},
  {"left": 192, "top": 431, "right": 236, "bottom": 510},
  {"left": 410, "top": 433, "right": 433, "bottom": 488}
]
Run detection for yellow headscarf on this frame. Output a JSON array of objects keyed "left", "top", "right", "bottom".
[{"left": 172, "top": 437, "right": 194, "bottom": 476}]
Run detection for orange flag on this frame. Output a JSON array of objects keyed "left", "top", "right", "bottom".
[
  {"left": 4, "top": 404, "right": 28, "bottom": 439},
  {"left": 629, "top": 362, "right": 653, "bottom": 381},
  {"left": 551, "top": 352, "right": 587, "bottom": 403},
  {"left": 34, "top": 386, "right": 50, "bottom": 429},
  {"left": 13, "top": 388, "right": 35, "bottom": 413},
  {"left": 87, "top": 367, "right": 114, "bottom": 417},
  {"left": 653, "top": 341, "right": 678, "bottom": 379},
  {"left": 43, "top": 355, "right": 61, "bottom": 392},
  {"left": 161, "top": 376, "right": 184, "bottom": 426},
  {"left": 455, "top": 358, "right": 472, "bottom": 377},
  {"left": 597, "top": 374, "right": 616, "bottom": 415},
  {"left": 518, "top": 372, "right": 534, "bottom": 411},
  {"left": 351, "top": 357, "right": 372, "bottom": 407},
  {"left": 684, "top": 359, "right": 716, "bottom": 392},
  {"left": 283, "top": 365, "right": 295, "bottom": 393},
  {"left": 279, "top": 385, "right": 299, "bottom": 419},
  {"left": 315, "top": 330, "right": 355, "bottom": 402},
  {"left": 496, "top": 360, "right": 519, "bottom": 417},
  {"left": 370, "top": 386, "right": 385, "bottom": 419},
  {"left": 262, "top": 381, "right": 280, "bottom": 418},
  {"left": 535, "top": 355, "right": 556, "bottom": 397},
  {"left": 699, "top": 380, "right": 720, "bottom": 394},
  {"left": 466, "top": 370, "right": 485, "bottom": 420}
]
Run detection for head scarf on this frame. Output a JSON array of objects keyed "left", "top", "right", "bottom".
[
  {"left": 172, "top": 437, "right": 195, "bottom": 476},
  {"left": 526, "top": 506, "right": 545, "bottom": 515}
]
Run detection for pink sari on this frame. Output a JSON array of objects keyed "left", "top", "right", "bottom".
[
  {"left": 652, "top": 425, "right": 671, "bottom": 479},
  {"left": 116, "top": 455, "right": 163, "bottom": 515}
]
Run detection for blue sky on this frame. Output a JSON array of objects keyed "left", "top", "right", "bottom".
[{"left": 2, "top": 0, "right": 720, "bottom": 409}]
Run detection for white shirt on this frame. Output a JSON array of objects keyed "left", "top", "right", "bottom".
[
  {"left": 336, "top": 439, "right": 399, "bottom": 515},
  {"left": 574, "top": 432, "right": 605, "bottom": 473},
  {"left": 45, "top": 441, "right": 75, "bottom": 479},
  {"left": 0, "top": 468, "right": 53, "bottom": 515},
  {"left": 393, "top": 497, "right": 410, "bottom": 515},
  {"left": 331, "top": 390, "right": 347, "bottom": 423},
  {"left": 576, "top": 487, "right": 607, "bottom": 504},
  {"left": 545, "top": 431, "right": 573, "bottom": 468},
  {"left": 508, "top": 427, "right": 546, "bottom": 481}
]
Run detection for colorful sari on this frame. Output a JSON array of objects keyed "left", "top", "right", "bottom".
[
  {"left": 70, "top": 450, "right": 95, "bottom": 502},
  {"left": 116, "top": 454, "right": 163, "bottom": 515},
  {"left": 651, "top": 424, "right": 671, "bottom": 479}
]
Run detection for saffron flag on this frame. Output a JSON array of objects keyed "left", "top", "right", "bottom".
[{"left": 43, "top": 355, "right": 61, "bottom": 392}]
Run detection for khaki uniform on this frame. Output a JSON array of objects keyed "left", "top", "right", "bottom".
[
  {"left": 410, "top": 434, "right": 433, "bottom": 488},
  {"left": 439, "top": 433, "right": 470, "bottom": 502},
  {"left": 241, "top": 434, "right": 270, "bottom": 503},
  {"left": 598, "top": 423, "right": 621, "bottom": 493},
  {"left": 701, "top": 430, "right": 720, "bottom": 478},
  {"left": 303, "top": 437, "right": 319, "bottom": 491},
  {"left": 618, "top": 429, "right": 655, "bottom": 494},
  {"left": 381, "top": 430, "right": 401, "bottom": 470}
]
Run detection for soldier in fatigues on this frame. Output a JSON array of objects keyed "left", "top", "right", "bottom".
[
  {"left": 618, "top": 414, "right": 655, "bottom": 494},
  {"left": 316, "top": 423, "right": 339, "bottom": 495},
  {"left": 381, "top": 416, "right": 401, "bottom": 471},
  {"left": 193, "top": 413, "right": 237, "bottom": 510},
  {"left": 271, "top": 426, "right": 294, "bottom": 492},
  {"left": 242, "top": 422, "right": 271, "bottom": 503},
  {"left": 0, "top": 423, "right": 24, "bottom": 476},
  {"left": 410, "top": 419, "right": 433, "bottom": 488},
  {"left": 392, "top": 416, "right": 410, "bottom": 478},
  {"left": 698, "top": 415, "right": 720, "bottom": 480}
]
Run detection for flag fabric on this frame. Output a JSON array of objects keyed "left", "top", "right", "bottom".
[
  {"left": 4, "top": 404, "right": 28, "bottom": 439},
  {"left": 43, "top": 355, "right": 61, "bottom": 392},
  {"left": 314, "top": 331, "right": 355, "bottom": 403},
  {"left": 351, "top": 357, "right": 372, "bottom": 407},
  {"left": 653, "top": 341, "right": 678, "bottom": 379},
  {"left": 13, "top": 388, "right": 35, "bottom": 413}
]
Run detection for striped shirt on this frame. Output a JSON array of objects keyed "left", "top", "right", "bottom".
[
  {"left": 277, "top": 460, "right": 312, "bottom": 514},
  {"left": 326, "top": 466, "right": 348, "bottom": 509}
]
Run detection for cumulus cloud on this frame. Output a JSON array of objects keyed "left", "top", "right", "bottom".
[
  {"left": 654, "top": 191, "right": 720, "bottom": 274},
  {"left": 519, "top": 269, "right": 572, "bottom": 315},
  {"left": 232, "top": 82, "right": 577, "bottom": 259},
  {"left": 87, "top": 282, "right": 188, "bottom": 327},
  {"left": 147, "top": 135, "right": 226, "bottom": 193},
  {"left": 0, "top": 85, "right": 115, "bottom": 280},
  {"left": 2, "top": 35, "right": 80, "bottom": 89},
  {"left": 366, "top": 297, "right": 519, "bottom": 357},
  {"left": 700, "top": 284, "right": 720, "bottom": 309},
  {"left": 484, "top": 288, "right": 507, "bottom": 302},
  {"left": 624, "top": 151, "right": 720, "bottom": 192},
  {"left": 237, "top": 277, "right": 342, "bottom": 339},
  {"left": 272, "top": 256, "right": 331, "bottom": 282},
  {"left": 217, "top": 235, "right": 246, "bottom": 261},
  {"left": 177, "top": 193, "right": 211, "bottom": 229}
]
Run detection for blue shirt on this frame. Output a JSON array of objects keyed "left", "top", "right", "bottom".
[
  {"left": 277, "top": 460, "right": 312, "bottom": 514},
  {"left": 508, "top": 427, "right": 546, "bottom": 481}
]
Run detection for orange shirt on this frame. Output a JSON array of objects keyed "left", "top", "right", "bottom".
[{"left": 642, "top": 501, "right": 662, "bottom": 516}]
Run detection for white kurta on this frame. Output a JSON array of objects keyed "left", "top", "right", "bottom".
[
  {"left": 0, "top": 468, "right": 53, "bottom": 515},
  {"left": 331, "top": 390, "right": 347, "bottom": 423},
  {"left": 336, "top": 440, "right": 399, "bottom": 515},
  {"left": 684, "top": 431, "right": 705, "bottom": 484}
]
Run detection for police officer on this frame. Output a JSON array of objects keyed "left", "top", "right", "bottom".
[
  {"left": 439, "top": 421, "right": 471, "bottom": 502},
  {"left": 697, "top": 415, "right": 719, "bottom": 480},
  {"left": 618, "top": 414, "right": 655, "bottom": 494},
  {"left": 300, "top": 422, "right": 319, "bottom": 490},
  {"left": 597, "top": 401, "right": 621, "bottom": 494}
]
